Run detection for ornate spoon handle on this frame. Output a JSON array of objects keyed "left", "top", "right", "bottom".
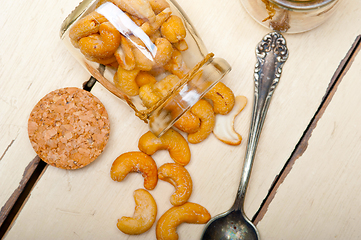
[{"left": 232, "top": 32, "right": 289, "bottom": 210}]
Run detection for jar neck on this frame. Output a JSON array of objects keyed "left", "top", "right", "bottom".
[{"left": 269, "top": 0, "right": 337, "bottom": 10}]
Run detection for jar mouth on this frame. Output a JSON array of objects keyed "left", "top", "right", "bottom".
[{"left": 269, "top": 0, "right": 337, "bottom": 11}]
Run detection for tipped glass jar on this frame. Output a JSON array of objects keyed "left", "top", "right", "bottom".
[
  {"left": 240, "top": 0, "right": 339, "bottom": 33},
  {"left": 60, "top": 0, "right": 231, "bottom": 136}
]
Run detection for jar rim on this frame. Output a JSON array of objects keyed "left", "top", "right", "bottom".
[{"left": 269, "top": 0, "right": 337, "bottom": 11}]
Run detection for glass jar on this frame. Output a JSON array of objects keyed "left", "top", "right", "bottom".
[
  {"left": 240, "top": 0, "right": 339, "bottom": 33},
  {"left": 60, "top": 0, "right": 231, "bottom": 136}
]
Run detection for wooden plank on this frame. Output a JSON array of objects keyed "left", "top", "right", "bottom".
[
  {"left": 256, "top": 35, "right": 361, "bottom": 239},
  {"left": 2, "top": 0, "right": 361, "bottom": 240},
  {"left": 0, "top": 0, "right": 90, "bottom": 227}
]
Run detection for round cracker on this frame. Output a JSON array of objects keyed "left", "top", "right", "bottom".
[{"left": 28, "top": 87, "right": 110, "bottom": 170}]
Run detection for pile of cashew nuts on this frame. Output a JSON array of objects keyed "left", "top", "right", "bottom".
[{"left": 69, "top": 0, "right": 249, "bottom": 238}]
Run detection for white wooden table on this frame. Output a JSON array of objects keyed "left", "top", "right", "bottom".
[{"left": 1, "top": 0, "right": 361, "bottom": 239}]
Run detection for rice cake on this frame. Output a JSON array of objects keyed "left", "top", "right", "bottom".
[{"left": 28, "top": 87, "right": 110, "bottom": 169}]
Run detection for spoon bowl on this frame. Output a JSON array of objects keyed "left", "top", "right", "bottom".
[{"left": 201, "top": 31, "right": 289, "bottom": 240}]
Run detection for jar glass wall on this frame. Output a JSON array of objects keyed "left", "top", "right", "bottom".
[{"left": 240, "top": 0, "right": 339, "bottom": 33}]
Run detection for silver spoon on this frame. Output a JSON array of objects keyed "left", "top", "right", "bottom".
[{"left": 201, "top": 32, "right": 288, "bottom": 240}]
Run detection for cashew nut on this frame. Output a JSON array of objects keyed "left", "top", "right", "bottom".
[
  {"left": 110, "top": 151, "right": 158, "bottom": 190},
  {"left": 204, "top": 82, "right": 235, "bottom": 115},
  {"left": 213, "top": 95, "right": 247, "bottom": 145},
  {"left": 158, "top": 163, "right": 192, "bottom": 206},
  {"left": 138, "top": 128, "right": 191, "bottom": 166},
  {"left": 156, "top": 202, "right": 211, "bottom": 240},
  {"left": 114, "top": 35, "right": 135, "bottom": 71},
  {"left": 113, "top": 66, "right": 140, "bottom": 96},
  {"left": 160, "top": 15, "right": 186, "bottom": 43},
  {"left": 139, "top": 74, "right": 180, "bottom": 108},
  {"left": 188, "top": 99, "right": 215, "bottom": 144},
  {"left": 163, "top": 49, "right": 189, "bottom": 78},
  {"left": 78, "top": 22, "right": 121, "bottom": 59},
  {"left": 69, "top": 11, "right": 108, "bottom": 47},
  {"left": 154, "top": 38, "right": 174, "bottom": 67},
  {"left": 149, "top": 0, "right": 170, "bottom": 14},
  {"left": 173, "top": 39, "right": 188, "bottom": 51},
  {"left": 135, "top": 71, "right": 157, "bottom": 87},
  {"left": 173, "top": 111, "right": 200, "bottom": 134},
  {"left": 109, "top": 0, "right": 156, "bottom": 23},
  {"left": 117, "top": 189, "right": 157, "bottom": 235}
]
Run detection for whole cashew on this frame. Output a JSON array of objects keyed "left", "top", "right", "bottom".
[
  {"left": 158, "top": 163, "right": 192, "bottom": 206},
  {"left": 117, "top": 189, "right": 157, "bottom": 235},
  {"left": 78, "top": 22, "right": 121, "bottom": 59},
  {"left": 156, "top": 202, "right": 211, "bottom": 240},
  {"left": 204, "top": 82, "right": 235, "bottom": 115},
  {"left": 138, "top": 128, "right": 191, "bottom": 166},
  {"left": 173, "top": 111, "right": 200, "bottom": 134},
  {"left": 188, "top": 99, "right": 215, "bottom": 144},
  {"left": 69, "top": 11, "right": 108, "bottom": 47},
  {"left": 110, "top": 151, "right": 158, "bottom": 190},
  {"left": 113, "top": 67, "right": 140, "bottom": 96}
]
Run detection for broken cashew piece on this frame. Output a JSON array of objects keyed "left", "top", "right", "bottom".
[
  {"left": 158, "top": 163, "right": 192, "bottom": 206},
  {"left": 138, "top": 128, "right": 191, "bottom": 166},
  {"left": 204, "top": 82, "right": 235, "bottom": 115},
  {"left": 188, "top": 99, "right": 215, "bottom": 144},
  {"left": 117, "top": 189, "right": 157, "bottom": 235},
  {"left": 213, "top": 95, "right": 247, "bottom": 145},
  {"left": 156, "top": 202, "right": 211, "bottom": 240},
  {"left": 110, "top": 151, "right": 158, "bottom": 190}
]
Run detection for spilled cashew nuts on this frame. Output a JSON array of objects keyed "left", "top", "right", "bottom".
[
  {"left": 213, "top": 95, "right": 247, "bottom": 145},
  {"left": 173, "top": 111, "right": 200, "bottom": 134},
  {"left": 156, "top": 202, "right": 211, "bottom": 240},
  {"left": 158, "top": 163, "right": 192, "bottom": 206},
  {"left": 188, "top": 99, "right": 215, "bottom": 144},
  {"left": 204, "top": 82, "right": 235, "bottom": 115},
  {"left": 117, "top": 189, "right": 157, "bottom": 235},
  {"left": 110, "top": 151, "right": 158, "bottom": 190},
  {"left": 138, "top": 128, "right": 191, "bottom": 166}
]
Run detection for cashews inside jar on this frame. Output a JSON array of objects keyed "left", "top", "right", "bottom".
[{"left": 117, "top": 189, "right": 157, "bottom": 235}]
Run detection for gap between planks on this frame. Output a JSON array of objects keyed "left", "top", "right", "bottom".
[
  {"left": 0, "top": 78, "right": 97, "bottom": 240},
  {"left": 252, "top": 35, "right": 361, "bottom": 225}
]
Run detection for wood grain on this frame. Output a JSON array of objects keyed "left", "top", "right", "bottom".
[{"left": 256, "top": 34, "right": 361, "bottom": 240}]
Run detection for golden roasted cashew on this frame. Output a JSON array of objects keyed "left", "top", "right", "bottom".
[
  {"left": 114, "top": 35, "right": 135, "bottom": 71},
  {"left": 187, "top": 99, "right": 215, "bottom": 144},
  {"left": 135, "top": 71, "right": 157, "bottom": 87},
  {"left": 173, "top": 111, "right": 200, "bottom": 134},
  {"left": 160, "top": 15, "right": 186, "bottom": 43},
  {"left": 156, "top": 202, "right": 211, "bottom": 240},
  {"left": 158, "top": 163, "right": 192, "bottom": 206},
  {"left": 113, "top": 66, "right": 140, "bottom": 96},
  {"left": 163, "top": 49, "right": 189, "bottom": 78},
  {"left": 204, "top": 82, "right": 235, "bottom": 115},
  {"left": 78, "top": 22, "right": 121, "bottom": 59},
  {"left": 110, "top": 151, "right": 158, "bottom": 190},
  {"left": 139, "top": 74, "right": 180, "bottom": 108},
  {"left": 154, "top": 38, "right": 174, "bottom": 67},
  {"left": 117, "top": 189, "right": 157, "bottom": 235},
  {"left": 69, "top": 11, "right": 108, "bottom": 47},
  {"left": 149, "top": 0, "right": 170, "bottom": 14},
  {"left": 110, "top": 0, "right": 156, "bottom": 23},
  {"left": 138, "top": 128, "right": 191, "bottom": 166},
  {"left": 141, "top": 8, "right": 172, "bottom": 37}
]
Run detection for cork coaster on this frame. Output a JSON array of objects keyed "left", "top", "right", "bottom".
[{"left": 28, "top": 87, "right": 110, "bottom": 170}]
